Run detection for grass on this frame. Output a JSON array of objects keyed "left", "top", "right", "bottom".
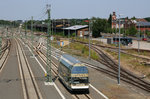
[
  {"left": 63, "top": 42, "right": 99, "bottom": 60},
  {"left": 51, "top": 38, "right": 99, "bottom": 61},
  {"left": 105, "top": 49, "right": 150, "bottom": 79},
  {"left": 50, "top": 36, "right": 150, "bottom": 79},
  {"left": 126, "top": 49, "right": 150, "bottom": 58}
]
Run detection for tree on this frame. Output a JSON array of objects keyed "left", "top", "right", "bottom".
[
  {"left": 131, "top": 16, "right": 136, "bottom": 20},
  {"left": 92, "top": 17, "right": 109, "bottom": 37},
  {"left": 145, "top": 17, "right": 150, "bottom": 22},
  {"left": 108, "top": 14, "right": 112, "bottom": 28},
  {"left": 126, "top": 26, "right": 137, "bottom": 36}
]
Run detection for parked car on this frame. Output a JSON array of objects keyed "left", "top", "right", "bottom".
[{"left": 142, "top": 38, "right": 147, "bottom": 41}]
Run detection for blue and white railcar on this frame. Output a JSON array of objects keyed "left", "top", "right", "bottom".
[{"left": 58, "top": 54, "right": 89, "bottom": 92}]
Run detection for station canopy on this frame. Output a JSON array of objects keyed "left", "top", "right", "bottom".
[{"left": 63, "top": 25, "right": 88, "bottom": 30}]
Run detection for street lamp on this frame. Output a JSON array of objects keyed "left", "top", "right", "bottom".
[
  {"left": 138, "top": 21, "right": 141, "bottom": 53},
  {"left": 89, "top": 19, "right": 91, "bottom": 60},
  {"left": 88, "top": 19, "right": 95, "bottom": 60},
  {"left": 118, "top": 14, "right": 123, "bottom": 85}
]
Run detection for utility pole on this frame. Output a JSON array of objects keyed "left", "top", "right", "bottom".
[
  {"left": 31, "top": 16, "right": 34, "bottom": 57},
  {"left": 118, "top": 15, "right": 121, "bottom": 85},
  {"left": 46, "top": 4, "right": 52, "bottom": 83},
  {"left": 0, "top": 37, "right": 1, "bottom": 56},
  {"left": 75, "top": 19, "right": 77, "bottom": 38},
  {"left": 25, "top": 21, "right": 27, "bottom": 40},
  {"left": 89, "top": 19, "right": 91, "bottom": 60},
  {"left": 63, "top": 20, "right": 65, "bottom": 36},
  {"left": 68, "top": 19, "right": 70, "bottom": 48},
  {"left": 52, "top": 19, "right": 53, "bottom": 35},
  {"left": 6, "top": 27, "right": 8, "bottom": 38},
  {"left": 138, "top": 21, "right": 140, "bottom": 54},
  {"left": 55, "top": 19, "right": 56, "bottom": 34},
  {"left": 68, "top": 19, "right": 70, "bottom": 38}
]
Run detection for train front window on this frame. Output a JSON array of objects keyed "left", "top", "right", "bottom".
[
  {"left": 72, "top": 77, "right": 88, "bottom": 84},
  {"left": 72, "top": 66, "right": 88, "bottom": 74}
]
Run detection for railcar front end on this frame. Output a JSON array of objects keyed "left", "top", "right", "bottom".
[{"left": 70, "top": 66, "right": 89, "bottom": 91}]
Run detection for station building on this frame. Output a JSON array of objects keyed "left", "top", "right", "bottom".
[
  {"left": 136, "top": 22, "right": 150, "bottom": 32},
  {"left": 63, "top": 25, "right": 89, "bottom": 37},
  {"left": 111, "top": 12, "right": 150, "bottom": 32}
]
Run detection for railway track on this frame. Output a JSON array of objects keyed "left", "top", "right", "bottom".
[
  {"left": 91, "top": 45, "right": 150, "bottom": 92},
  {"left": 35, "top": 38, "right": 150, "bottom": 93},
  {"left": 34, "top": 44, "right": 93, "bottom": 99},
  {"left": 75, "top": 40, "right": 150, "bottom": 61},
  {"left": 0, "top": 39, "right": 11, "bottom": 58},
  {"left": 0, "top": 39, "right": 11, "bottom": 71},
  {"left": 73, "top": 94, "right": 92, "bottom": 99},
  {"left": 16, "top": 39, "right": 43, "bottom": 99},
  {"left": 74, "top": 40, "right": 150, "bottom": 92}
]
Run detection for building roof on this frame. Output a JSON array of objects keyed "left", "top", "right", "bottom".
[
  {"left": 63, "top": 25, "right": 88, "bottom": 30},
  {"left": 136, "top": 18, "right": 147, "bottom": 22},
  {"left": 136, "top": 22, "right": 150, "bottom": 26}
]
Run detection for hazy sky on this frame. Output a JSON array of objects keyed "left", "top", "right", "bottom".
[{"left": 0, "top": 0, "right": 150, "bottom": 20}]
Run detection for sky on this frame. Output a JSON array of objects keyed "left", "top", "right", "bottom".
[{"left": 0, "top": 0, "right": 150, "bottom": 20}]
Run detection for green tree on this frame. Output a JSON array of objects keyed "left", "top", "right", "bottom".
[
  {"left": 144, "top": 17, "right": 150, "bottom": 22},
  {"left": 126, "top": 26, "right": 137, "bottom": 36},
  {"left": 131, "top": 16, "right": 136, "bottom": 20},
  {"left": 92, "top": 17, "right": 109, "bottom": 37},
  {"left": 108, "top": 14, "right": 112, "bottom": 28}
]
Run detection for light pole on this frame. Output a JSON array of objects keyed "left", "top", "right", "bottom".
[
  {"left": 118, "top": 14, "right": 123, "bottom": 85},
  {"left": 63, "top": 20, "right": 65, "bottom": 36},
  {"left": 138, "top": 21, "right": 141, "bottom": 53},
  {"left": 0, "top": 37, "right": 1, "bottom": 56},
  {"left": 89, "top": 19, "right": 91, "bottom": 60},
  {"left": 52, "top": 19, "right": 53, "bottom": 36},
  {"left": 46, "top": 4, "right": 52, "bottom": 83},
  {"left": 25, "top": 21, "right": 27, "bottom": 42},
  {"left": 31, "top": 16, "right": 34, "bottom": 57},
  {"left": 68, "top": 19, "right": 70, "bottom": 48},
  {"left": 68, "top": 19, "right": 70, "bottom": 38}
]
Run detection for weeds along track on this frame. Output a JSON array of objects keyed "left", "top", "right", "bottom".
[
  {"left": 91, "top": 45, "right": 150, "bottom": 92},
  {"left": 16, "top": 39, "right": 42, "bottom": 99},
  {"left": 75, "top": 40, "right": 150, "bottom": 61}
]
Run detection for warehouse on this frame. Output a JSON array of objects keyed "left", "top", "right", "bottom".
[{"left": 63, "top": 25, "right": 89, "bottom": 37}]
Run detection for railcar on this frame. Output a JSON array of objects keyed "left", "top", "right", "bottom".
[
  {"left": 113, "top": 37, "right": 132, "bottom": 45},
  {"left": 58, "top": 54, "right": 89, "bottom": 92}
]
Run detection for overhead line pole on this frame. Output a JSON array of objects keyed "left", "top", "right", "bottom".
[
  {"left": 118, "top": 15, "right": 121, "bottom": 85},
  {"left": 31, "top": 16, "right": 34, "bottom": 57},
  {"left": 0, "top": 37, "right": 1, "bottom": 56},
  {"left": 25, "top": 21, "right": 27, "bottom": 41},
  {"left": 46, "top": 4, "right": 52, "bottom": 83},
  {"left": 63, "top": 20, "right": 65, "bottom": 36},
  {"left": 89, "top": 19, "right": 91, "bottom": 60},
  {"left": 138, "top": 21, "right": 140, "bottom": 54}
]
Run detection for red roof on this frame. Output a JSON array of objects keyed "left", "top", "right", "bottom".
[
  {"left": 84, "top": 20, "right": 89, "bottom": 22},
  {"left": 136, "top": 18, "right": 147, "bottom": 22}
]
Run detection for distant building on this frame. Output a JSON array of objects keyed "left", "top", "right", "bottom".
[
  {"left": 111, "top": 12, "right": 150, "bottom": 33},
  {"left": 63, "top": 25, "right": 89, "bottom": 37},
  {"left": 136, "top": 22, "right": 150, "bottom": 32},
  {"left": 112, "top": 12, "right": 125, "bottom": 29}
]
